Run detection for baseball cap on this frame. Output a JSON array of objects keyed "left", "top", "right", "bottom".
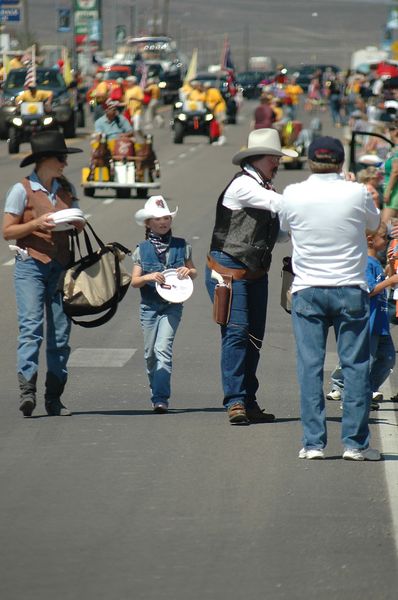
[{"left": 308, "top": 136, "right": 345, "bottom": 164}]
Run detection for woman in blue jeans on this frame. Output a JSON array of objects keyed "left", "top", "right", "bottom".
[
  {"left": 2, "top": 131, "right": 83, "bottom": 417},
  {"left": 131, "top": 196, "right": 197, "bottom": 413}
]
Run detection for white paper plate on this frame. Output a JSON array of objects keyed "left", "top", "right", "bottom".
[
  {"left": 51, "top": 216, "right": 86, "bottom": 231},
  {"left": 50, "top": 208, "right": 84, "bottom": 223},
  {"left": 155, "top": 268, "right": 194, "bottom": 303}
]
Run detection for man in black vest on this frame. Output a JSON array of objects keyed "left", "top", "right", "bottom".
[{"left": 206, "top": 128, "right": 297, "bottom": 425}]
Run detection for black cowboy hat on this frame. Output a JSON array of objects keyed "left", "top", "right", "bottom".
[{"left": 20, "top": 130, "right": 83, "bottom": 168}]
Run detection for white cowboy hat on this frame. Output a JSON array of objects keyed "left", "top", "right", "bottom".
[
  {"left": 232, "top": 128, "right": 298, "bottom": 165},
  {"left": 135, "top": 196, "right": 178, "bottom": 226}
]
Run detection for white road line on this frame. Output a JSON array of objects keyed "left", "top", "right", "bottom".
[
  {"left": 189, "top": 147, "right": 197, "bottom": 152},
  {"left": 379, "top": 377, "right": 398, "bottom": 557},
  {"left": 102, "top": 199, "right": 115, "bottom": 205},
  {"left": 178, "top": 153, "right": 187, "bottom": 159},
  {"left": 68, "top": 348, "right": 137, "bottom": 368},
  {"left": 167, "top": 160, "right": 175, "bottom": 165},
  {"left": 2, "top": 259, "right": 14, "bottom": 266}
]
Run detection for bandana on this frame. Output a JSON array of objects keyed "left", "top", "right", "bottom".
[{"left": 148, "top": 231, "right": 171, "bottom": 264}]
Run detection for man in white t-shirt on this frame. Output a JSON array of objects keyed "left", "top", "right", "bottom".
[{"left": 279, "top": 136, "right": 381, "bottom": 461}]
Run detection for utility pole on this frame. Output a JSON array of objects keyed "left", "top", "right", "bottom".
[
  {"left": 21, "top": 0, "right": 30, "bottom": 46},
  {"left": 152, "top": 0, "right": 160, "bottom": 36},
  {"left": 243, "top": 23, "right": 250, "bottom": 71},
  {"left": 130, "top": 2, "right": 137, "bottom": 38},
  {"left": 162, "top": 0, "right": 170, "bottom": 36}
]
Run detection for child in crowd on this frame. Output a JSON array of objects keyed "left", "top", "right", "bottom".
[
  {"left": 131, "top": 196, "right": 197, "bottom": 413},
  {"left": 327, "top": 222, "right": 398, "bottom": 409}
]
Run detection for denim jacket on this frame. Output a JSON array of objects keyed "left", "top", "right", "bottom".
[{"left": 139, "top": 237, "right": 186, "bottom": 304}]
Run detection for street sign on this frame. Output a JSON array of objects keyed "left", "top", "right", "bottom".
[
  {"left": 0, "top": 7, "right": 21, "bottom": 22},
  {"left": 58, "top": 8, "right": 71, "bottom": 33}
]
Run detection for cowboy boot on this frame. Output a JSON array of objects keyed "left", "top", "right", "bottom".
[
  {"left": 18, "top": 373, "right": 37, "bottom": 417},
  {"left": 44, "top": 372, "right": 71, "bottom": 416}
]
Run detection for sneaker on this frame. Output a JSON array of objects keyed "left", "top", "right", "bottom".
[
  {"left": 372, "top": 392, "right": 383, "bottom": 402},
  {"left": 246, "top": 403, "right": 275, "bottom": 423},
  {"left": 342, "top": 447, "right": 381, "bottom": 461},
  {"left": 153, "top": 402, "right": 168, "bottom": 414},
  {"left": 326, "top": 389, "right": 341, "bottom": 401},
  {"left": 298, "top": 447, "right": 325, "bottom": 460},
  {"left": 227, "top": 403, "right": 249, "bottom": 425}
]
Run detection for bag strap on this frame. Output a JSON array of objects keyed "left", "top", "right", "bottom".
[{"left": 70, "top": 300, "right": 119, "bottom": 328}]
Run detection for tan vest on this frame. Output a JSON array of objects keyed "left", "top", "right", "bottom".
[{"left": 17, "top": 178, "right": 73, "bottom": 266}]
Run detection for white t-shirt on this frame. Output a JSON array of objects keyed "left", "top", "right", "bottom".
[{"left": 278, "top": 173, "right": 380, "bottom": 292}]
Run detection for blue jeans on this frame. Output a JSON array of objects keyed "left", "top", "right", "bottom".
[
  {"left": 140, "top": 300, "right": 183, "bottom": 405},
  {"left": 205, "top": 251, "right": 268, "bottom": 409},
  {"left": 370, "top": 333, "right": 395, "bottom": 391},
  {"left": 330, "top": 333, "right": 395, "bottom": 396},
  {"left": 14, "top": 256, "right": 71, "bottom": 382},
  {"left": 291, "top": 286, "right": 371, "bottom": 450}
]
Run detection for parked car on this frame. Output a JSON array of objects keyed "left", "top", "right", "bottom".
[
  {"left": 287, "top": 64, "right": 340, "bottom": 91},
  {"left": 0, "top": 68, "right": 77, "bottom": 139},
  {"left": 236, "top": 71, "right": 274, "bottom": 99}
]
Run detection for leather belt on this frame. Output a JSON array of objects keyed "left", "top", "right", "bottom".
[{"left": 207, "top": 255, "right": 266, "bottom": 281}]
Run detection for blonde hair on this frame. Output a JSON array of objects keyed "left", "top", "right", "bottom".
[
  {"left": 308, "top": 159, "right": 342, "bottom": 174},
  {"left": 357, "top": 166, "right": 380, "bottom": 184},
  {"left": 367, "top": 221, "right": 387, "bottom": 243}
]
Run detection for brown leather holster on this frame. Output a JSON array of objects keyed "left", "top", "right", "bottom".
[{"left": 213, "top": 275, "right": 232, "bottom": 325}]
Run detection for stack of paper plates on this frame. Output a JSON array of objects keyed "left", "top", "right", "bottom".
[
  {"left": 155, "top": 268, "right": 194, "bottom": 303},
  {"left": 49, "top": 208, "right": 86, "bottom": 231}
]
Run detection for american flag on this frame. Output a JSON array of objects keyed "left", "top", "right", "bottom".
[
  {"left": 220, "top": 37, "right": 235, "bottom": 74},
  {"left": 23, "top": 45, "right": 36, "bottom": 88}
]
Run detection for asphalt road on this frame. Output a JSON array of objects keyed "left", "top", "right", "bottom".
[
  {"left": 0, "top": 100, "right": 397, "bottom": 599},
  {"left": 11, "top": 0, "right": 391, "bottom": 69}
]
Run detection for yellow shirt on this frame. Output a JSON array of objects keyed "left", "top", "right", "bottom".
[
  {"left": 271, "top": 105, "right": 284, "bottom": 122},
  {"left": 205, "top": 87, "right": 226, "bottom": 114},
  {"left": 9, "top": 58, "right": 23, "bottom": 70},
  {"left": 146, "top": 83, "right": 161, "bottom": 101},
  {"left": 94, "top": 81, "right": 109, "bottom": 98},
  {"left": 284, "top": 84, "right": 304, "bottom": 105},
  {"left": 16, "top": 89, "right": 52, "bottom": 103},
  {"left": 188, "top": 89, "right": 206, "bottom": 103},
  {"left": 124, "top": 85, "right": 144, "bottom": 115}
]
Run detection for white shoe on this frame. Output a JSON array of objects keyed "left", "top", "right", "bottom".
[
  {"left": 326, "top": 389, "right": 341, "bottom": 401},
  {"left": 299, "top": 447, "right": 325, "bottom": 460},
  {"left": 343, "top": 447, "right": 381, "bottom": 461},
  {"left": 218, "top": 135, "right": 226, "bottom": 146}
]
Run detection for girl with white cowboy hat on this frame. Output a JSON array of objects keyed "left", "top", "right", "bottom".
[
  {"left": 205, "top": 128, "right": 297, "bottom": 426},
  {"left": 2, "top": 130, "right": 84, "bottom": 418},
  {"left": 131, "top": 195, "right": 197, "bottom": 413}
]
